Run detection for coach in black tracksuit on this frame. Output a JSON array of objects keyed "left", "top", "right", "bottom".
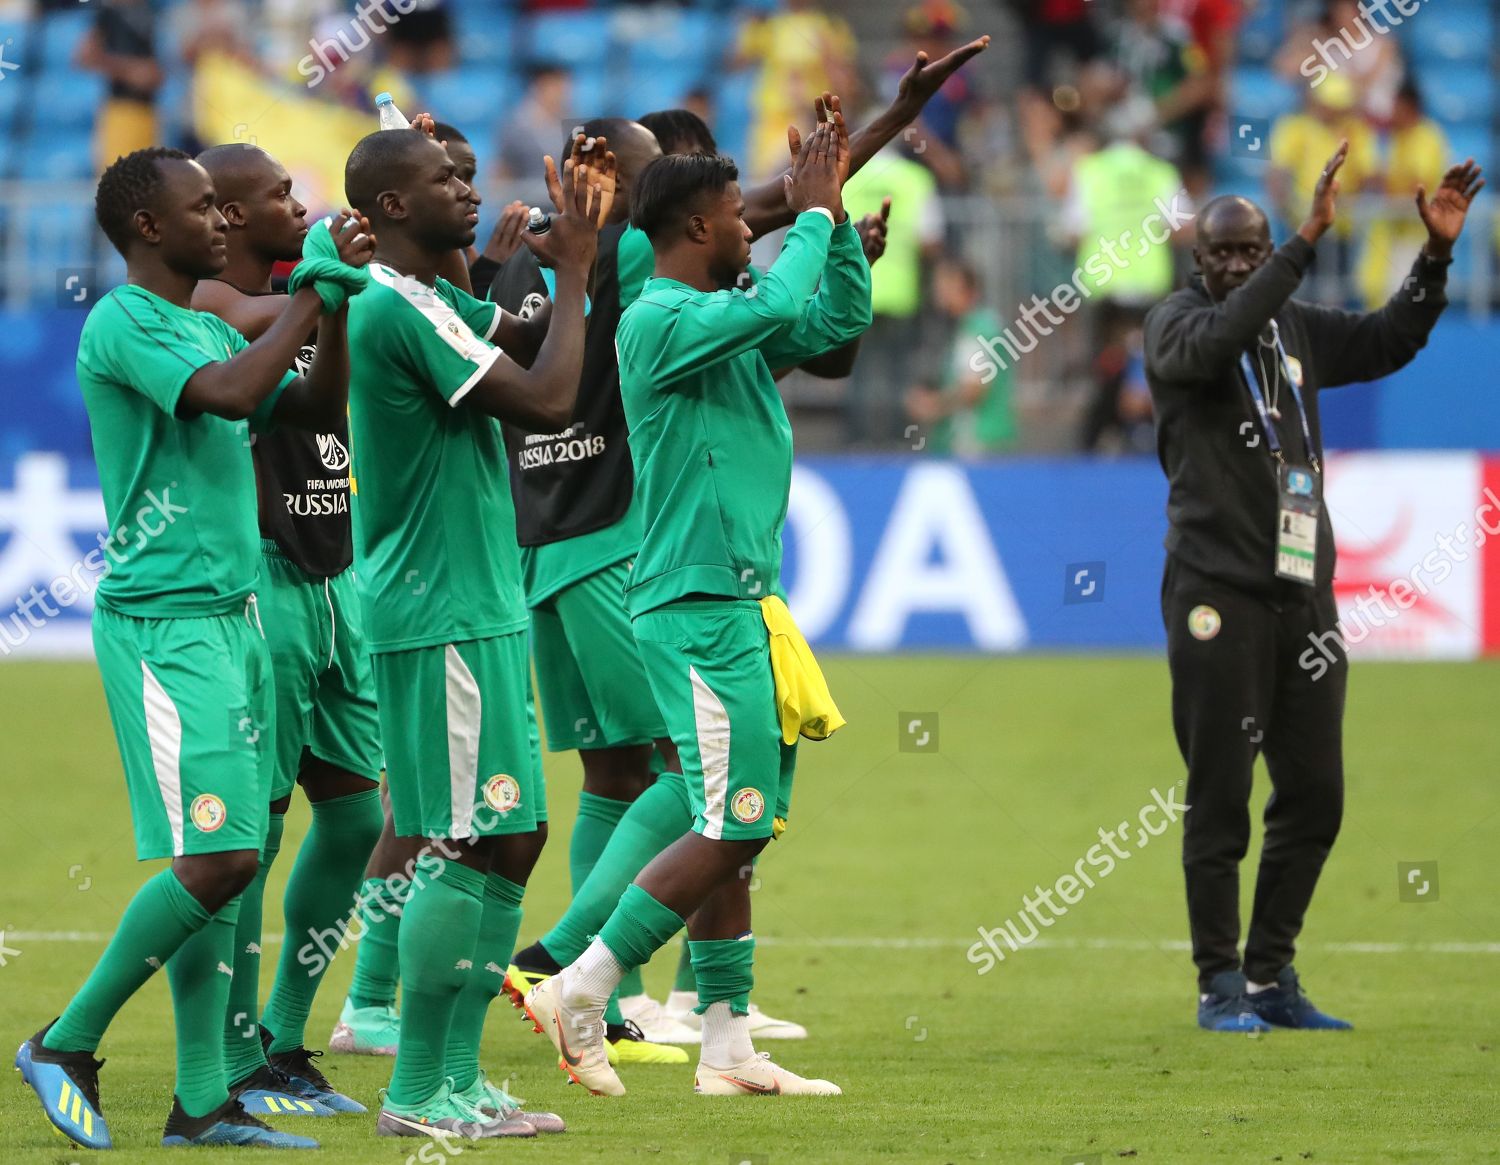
[{"left": 1144, "top": 144, "right": 1484, "bottom": 1031}]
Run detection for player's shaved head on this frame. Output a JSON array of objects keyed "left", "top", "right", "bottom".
[
  {"left": 563, "top": 118, "right": 662, "bottom": 220},
  {"left": 638, "top": 108, "right": 717, "bottom": 157},
  {"left": 345, "top": 129, "right": 445, "bottom": 220},
  {"left": 1198, "top": 195, "right": 1270, "bottom": 245},
  {"left": 195, "top": 143, "right": 280, "bottom": 203}
]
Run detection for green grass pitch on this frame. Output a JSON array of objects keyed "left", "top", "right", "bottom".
[{"left": 0, "top": 656, "right": 1496, "bottom": 1163}]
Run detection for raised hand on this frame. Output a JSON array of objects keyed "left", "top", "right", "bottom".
[
  {"left": 815, "top": 91, "right": 851, "bottom": 184},
  {"left": 1300, "top": 140, "right": 1347, "bottom": 243},
  {"left": 482, "top": 200, "right": 531, "bottom": 265},
  {"left": 525, "top": 139, "right": 613, "bottom": 272},
  {"left": 856, "top": 197, "right": 891, "bottom": 265},
  {"left": 328, "top": 210, "right": 376, "bottom": 268},
  {"left": 1417, "top": 159, "right": 1485, "bottom": 259},
  {"left": 784, "top": 122, "right": 843, "bottom": 220},
  {"left": 891, "top": 36, "right": 990, "bottom": 119}
]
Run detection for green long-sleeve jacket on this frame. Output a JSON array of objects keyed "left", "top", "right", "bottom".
[{"left": 617, "top": 211, "right": 872, "bottom": 617}]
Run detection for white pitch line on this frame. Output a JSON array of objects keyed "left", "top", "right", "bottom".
[{"left": 8, "top": 933, "right": 1500, "bottom": 955}]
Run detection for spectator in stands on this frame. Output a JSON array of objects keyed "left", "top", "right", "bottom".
[
  {"left": 1357, "top": 80, "right": 1449, "bottom": 309},
  {"left": 497, "top": 65, "right": 573, "bottom": 210},
  {"left": 732, "top": 0, "right": 858, "bottom": 181},
  {"left": 169, "top": 0, "right": 254, "bottom": 67},
  {"left": 1160, "top": 0, "right": 1239, "bottom": 77},
  {"left": 385, "top": 0, "right": 454, "bottom": 76},
  {"left": 904, "top": 257, "right": 1016, "bottom": 458},
  {"left": 1014, "top": 0, "right": 1105, "bottom": 174},
  {"left": 1088, "top": 0, "right": 1215, "bottom": 197},
  {"left": 1061, "top": 100, "right": 1192, "bottom": 452},
  {"left": 77, "top": 0, "right": 162, "bottom": 174},
  {"left": 1273, "top": 0, "right": 1405, "bottom": 125},
  {"left": 881, "top": 2, "right": 977, "bottom": 190},
  {"left": 843, "top": 138, "right": 946, "bottom": 444},
  {"left": 1268, "top": 72, "right": 1379, "bottom": 282}
]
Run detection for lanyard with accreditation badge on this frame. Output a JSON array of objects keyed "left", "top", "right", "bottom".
[{"left": 1238, "top": 321, "right": 1320, "bottom": 586}]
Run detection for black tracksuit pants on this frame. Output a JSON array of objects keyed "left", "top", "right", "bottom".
[{"left": 1162, "top": 556, "right": 1347, "bottom": 992}]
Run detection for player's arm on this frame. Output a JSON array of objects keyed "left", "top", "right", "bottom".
[
  {"left": 458, "top": 148, "right": 615, "bottom": 427},
  {"left": 176, "top": 290, "right": 326, "bottom": 421},
  {"left": 781, "top": 199, "right": 888, "bottom": 379},
  {"left": 1299, "top": 158, "right": 1480, "bottom": 388},
  {"left": 741, "top": 37, "right": 989, "bottom": 239}
]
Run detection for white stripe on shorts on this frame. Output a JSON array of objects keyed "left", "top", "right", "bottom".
[
  {"left": 445, "top": 644, "right": 482, "bottom": 839},
  {"left": 141, "top": 661, "right": 185, "bottom": 856},
  {"left": 689, "top": 665, "right": 731, "bottom": 840}
]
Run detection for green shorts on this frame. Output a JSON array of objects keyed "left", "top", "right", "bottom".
[
  {"left": 93, "top": 600, "right": 274, "bottom": 861},
  {"left": 531, "top": 559, "right": 668, "bottom": 751},
  {"left": 258, "top": 547, "right": 383, "bottom": 801},
  {"left": 632, "top": 599, "right": 795, "bottom": 842},
  {"left": 373, "top": 630, "right": 546, "bottom": 839}
]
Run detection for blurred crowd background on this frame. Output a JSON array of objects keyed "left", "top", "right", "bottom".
[{"left": 0, "top": 0, "right": 1496, "bottom": 455}]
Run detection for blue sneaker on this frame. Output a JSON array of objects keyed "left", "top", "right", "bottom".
[
  {"left": 14, "top": 1023, "right": 112, "bottom": 1150},
  {"left": 1247, "top": 967, "right": 1353, "bottom": 1030},
  {"left": 263, "top": 1034, "right": 367, "bottom": 1114},
  {"left": 229, "top": 1063, "right": 337, "bottom": 1117},
  {"left": 162, "top": 1095, "right": 319, "bottom": 1148},
  {"left": 1197, "top": 971, "right": 1273, "bottom": 1033}
]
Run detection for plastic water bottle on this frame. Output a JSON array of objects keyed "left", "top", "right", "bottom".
[
  {"left": 375, "top": 92, "right": 407, "bottom": 131},
  {"left": 526, "top": 206, "right": 551, "bottom": 235}
]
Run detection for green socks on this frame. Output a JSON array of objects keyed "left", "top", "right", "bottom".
[
  {"left": 571, "top": 791, "right": 630, "bottom": 890},
  {"left": 598, "top": 884, "right": 685, "bottom": 971},
  {"left": 673, "top": 940, "right": 697, "bottom": 993},
  {"left": 689, "top": 935, "right": 755, "bottom": 1015},
  {"left": 222, "top": 813, "right": 283, "bottom": 1084},
  {"left": 262, "top": 788, "right": 383, "bottom": 1054},
  {"left": 168, "top": 898, "right": 243, "bottom": 1116},
  {"left": 43, "top": 869, "right": 213, "bottom": 1054},
  {"left": 444, "top": 873, "right": 525, "bottom": 1092},
  {"left": 543, "top": 772, "right": 693, "bottom": 963},
  {"left": 387, "top": 857, "right": 485, "bottom": 1107},
  {"left": 347, "top": 874, "right": 410, "bottom": 1011}
]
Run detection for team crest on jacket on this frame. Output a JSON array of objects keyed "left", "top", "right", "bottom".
[
  {"left": 1285, "top": 355, "right": 1304, "bottom": 387},
  {"left": 1188, "top": 605, "right": 1222, "bottom": 641},
  {"left": 484, "top": 774, "right": 521, "bottom": 814},
  {"left": 731, "top": 788, "right": 766, "bottom": 824},
  {"left": 190, "top": 793, "right": 227, "bottom": 832},
  {"left": 316, "top": 433, "right": 350, "bottom": 472}
]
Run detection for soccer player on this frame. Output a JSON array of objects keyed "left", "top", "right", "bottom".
[
  {"left": 500, "top": 111, "right": 889, "bottom": 1048},
  {"left": 190, "top": 143, "right": 386, "bottom": 1116},
  {"left": 340, "top": 125, "right": 611, "bottom": 1138},
  {"left": 526, "top": 123, "right": 871, "bottom": 1097},
  {"left": 15, "top": 146, "right": 370, "bottom": 1149}
]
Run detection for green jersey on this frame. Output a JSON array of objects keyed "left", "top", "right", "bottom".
[
  {"left": 616, "top": 212, "right": 871, "bottom": 617},
  {"left": 76, "top": 285, "right": 292, "bottom": 616},
  {"left": 347, "top": 263, "right": 527, "bottom": 653}
]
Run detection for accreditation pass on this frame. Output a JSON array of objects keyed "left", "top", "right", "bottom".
[{"left": 1275, "top": 464, "right": 1319, "bottom": 585}]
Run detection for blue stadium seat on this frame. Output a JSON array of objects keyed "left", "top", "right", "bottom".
[
  {"left": 1442, "top": 124, "right": 1492, "bottom": 172},
  {"left": 618, "top": 7, "right": 715, "bottom": 67},
  {"left": 710, "top": 70, "right": 754, "bottom": 164},
  {"left": 568, "top": 65, "right": 608, "bottom": 118},
  {"left": 26, "top": 133, "right": 94, "bottom": 182},
  {"left": 156, "top": 71, "right": 192, "bottom": 143},
  {"left": 1405, "top": 4, "right": 1493, "bottom": 65},
  {"left": 417, "top": 68, "right": 517, "bottom": 136},
  {"left": 23, "top": 200, "right": 95, "bottom": 268},
  {"left": 1236, "top": 0, "right": 1287, "bottom": 66},
  {"left": 35, "top": 72, "right": 106, "bottom": 133},
  {"left": 616, "top": 59, "right": 701, "bottom": 123},
  {"left": 40, "top": 10, "right": 93, "bottom": 70},
  {"left": 454, "top": 3, "right": 518, "bottom": 67},
  {"left": 1230, "top": 65, "right": 1298, "bottom": 123},
  {"left": 1421, "top": 67, "right": 1495, "bottom": 127},
  {"left": 522, "top": 11, "right": 608, "bottom": 68}
]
